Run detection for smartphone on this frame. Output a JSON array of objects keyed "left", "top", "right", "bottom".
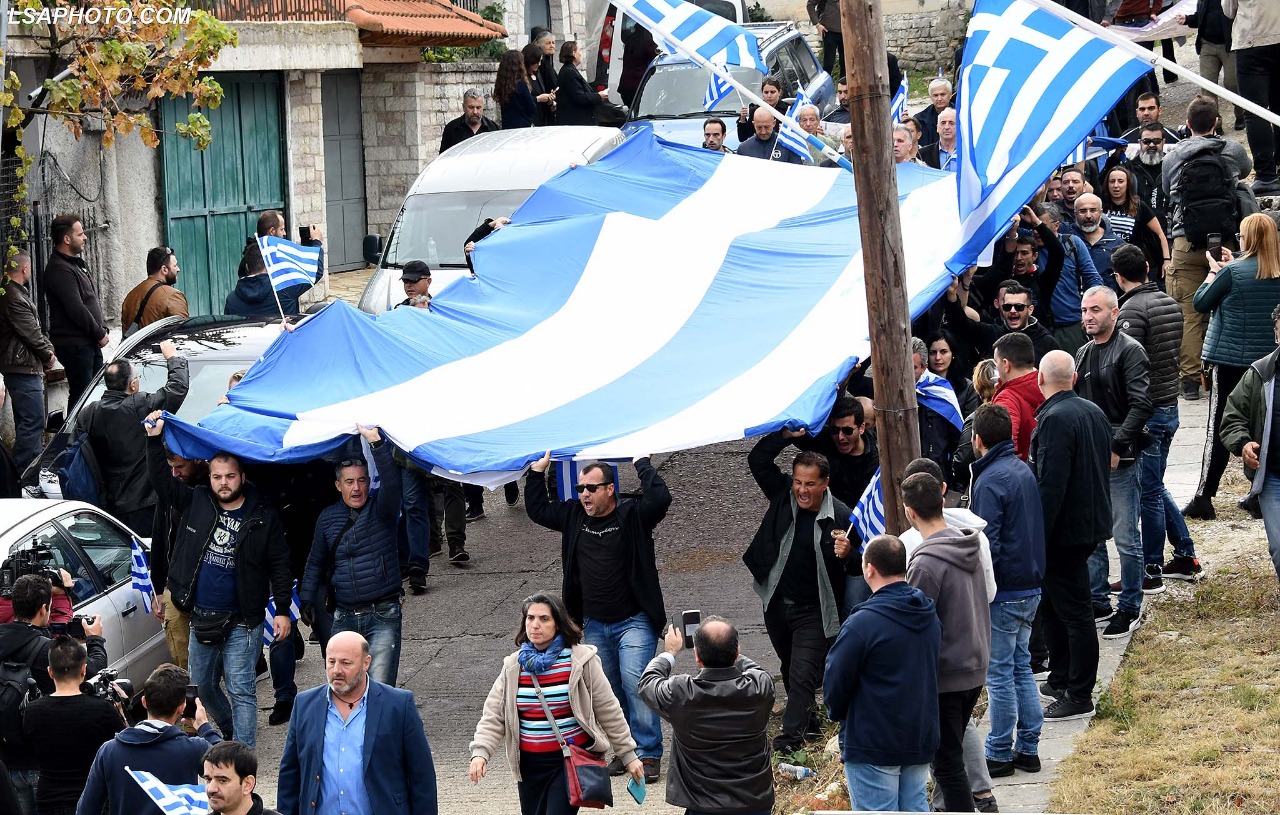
[
  {"left": 1207, "top": 232, "right": 1222, "bottom": 263},
  {"left": 299, "top": 225, "right": 312, "bottom": 244},
  {"left": 627, "top": 775, "right": 646, "bottom": 805},
  {"left": 183, "top": 685, "right": 198, "bottom": 720},
  {"left": 681, "top": 609, "right": 701, "bottom": 650}
]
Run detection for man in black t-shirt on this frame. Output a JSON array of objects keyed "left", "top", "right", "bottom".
[{"left": 23, "top": 636, "right": 123, "bottom": 815}]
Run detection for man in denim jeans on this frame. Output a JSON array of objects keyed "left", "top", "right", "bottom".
[
  {"left": 301, "top": 426, "right": 404, "bottom": 688},
  {"left": 1114, "top": 245, "right": 1202, "bottom": 588},
  {"left": 969, "top": 405, "right": 1046, "bottom": 780},
  {"left": 525, "top": 450, "right": 672, "bottom": 782}
]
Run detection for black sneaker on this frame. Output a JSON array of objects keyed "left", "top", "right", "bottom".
[
  {"left": 986, "top": 757, "right": 1015, "bottom": 777},
  {"left": 1038, "top": 681, "right": 1065, "bottom": 703},
  {"left": 504, "top": 482, "right": 520, "bottom": 506},
  {"left": 449, "top": 549, "right": 471, "bottom": 564},
  {"left": 465, "top": 507, "right": 485, "bottom": 523},
  {"left": 1235, "top": 118, "right": 1247, "bottom": 131},
  {"left": 268, "top": 699, "right": 293, "bottom": 726},
  {"left": 642, "top": 757, "right": 661, "bottom": 783},
  {"left": 1163, "top": 555, "right": 1203, "bottom": 581},
  {"left": 1031, "top": 661, "right": 1049, "bottom": 680},
  {"left": 1093, "top": 605, "right": 1115, "bottom": 625},
  {"left": 1142, "top": 568, "right": 1165, "bottom": 595},
  {"left": 607, "top": 756, "right": 626, "bottom": 776},
  {"left": 408, "top": 570, "right": 427, "bottom": 596},
  {"left": 1012, "top": 752, "right": 1041, "bottom": 773},
  {"left": 974, "top": 793, "right": 1000, "bottom": 812},
  {"left": 1182, "top": 495, "right": 1216, "bottom": 520},
  {"left": 1239, "top": 495, "right": 1263, "bottom": 520},
  {"left": 1102, "top": 608, "right": 1141, "bottom": 639},
  {"left": 1180, "top": 379, "right": 1200, "bottom": 401},
  {"left": 1043, "top": 694, "right": 1095, "bottom": 721}
]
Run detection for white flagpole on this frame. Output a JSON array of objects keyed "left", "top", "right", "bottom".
[{"left": 1023, "top": 0, "right": 1280, "bottom": 130}]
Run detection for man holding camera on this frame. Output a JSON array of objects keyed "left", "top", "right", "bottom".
[
  {"left": 77, "top": 663, "right": 221, "bottom": 815},
  {"left": 23, "top": 635, "right": 124, "bottom": 815},
  {"left": 0, "top": 574, "right": 106, "bottom": 814}
]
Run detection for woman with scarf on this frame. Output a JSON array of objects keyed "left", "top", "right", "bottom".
[{"left": 469, "top": 593, "right": 642, "bottom": 814}]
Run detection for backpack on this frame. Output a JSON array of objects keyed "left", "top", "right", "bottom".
[
  {"left": 1177, "top": 141, "right": 1239, "bottom": 246},
  {"left": 0, "top": 636, "right": 46, "bottom": 750},
  {"left": 53, "top": 404, "right": 104, "bottom": 505}
]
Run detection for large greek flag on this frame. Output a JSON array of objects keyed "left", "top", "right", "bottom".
[
  {"left": 128, "top": 768, "right": 209, "bottom": 814},
  {"left": 160, "top": 132, "right": 962, "bottom": 482},
  {"left": 704, "top": 69, "right": 733, "bottom": 110},
  {"left": 610, "top": 0, "right": 768, "bottom": 74},
  {"left": 257, "top": 235, "right": 322, "bottom": 292},
  {"left": 949, "top": 0, "right": 1152, "bottom": 272}
]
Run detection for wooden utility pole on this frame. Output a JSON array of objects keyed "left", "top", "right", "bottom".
[{"left": 840, "top": 0, "right": 920, "bottom": 535}]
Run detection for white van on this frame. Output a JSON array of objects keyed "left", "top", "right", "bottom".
[{"left": 358, "top": 126, "right": 626, "bottom": 314}]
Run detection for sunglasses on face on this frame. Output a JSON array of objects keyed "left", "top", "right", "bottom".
[
  {"left": 1001, "top": 303, "right": 1029, "bottom": 312},
  {"left": 828, "top": 425, "right": 858, "bottom": 436},
  {"left": 1140, "top": 138, "right": 1163, "bottom": 146},
  {"left": 574, "top": 482, "right": 610, "bottom": 494}
]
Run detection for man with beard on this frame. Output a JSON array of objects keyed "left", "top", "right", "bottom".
[
  {"left": 944, "top": 280, "right": 1061, "bottom": 364},
  {"left": 277, "top": 632, "right": 438, "bottom": 815},
  {"left": 1120, "top": 93, "right": 1183, "bottom": 144},
  {"left": 1127, "top": 122, "right": 1173, "bottom": 231},
  {"left": 145, "top": 410, "right": 294, "bottom": 750},
  {"left": 1068, "top": 193, "right": 1124, "bottom": 280},
  {"left": 1058, "top": 169, "right": 1088, "bottom": 213},
  {"left": 152, "top": 449, "right": 210, "bottom": 669},
  {"left": 202, "top": 742, "right": 281, "bottom": 815},
  {"left": 439, "top": 89, "right": 499, "bottom": 154},
  {"left": 121, "top": 246, "right": 188, "bottom": 332}
]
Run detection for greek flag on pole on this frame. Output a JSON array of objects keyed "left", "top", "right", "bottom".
[
  {"left": 128, "top": 767, "right": 210, "bottom": 814},
  {"left": 257, "top": 235, "right": 322, "bottom": 292},
  {"left": 777, "top": 90, "right": 813, "bottom": 160},
  {"left": 949, "top": 0, "right": 1152, "bottom": 272},
  {"left": 850, "top": 468, "right": 885, "bottom": 551},
  {"left": 890, "top": 72, "right": 908, "bottom": 124},
  {"left": 610, "top": 0, "right": 768, "bottom": 74},
  {"left": 130, "top": 538, "right": 154, "bottom": 614},
  {"left": 704, "top": 68, "right": 733, "bottom": 110},
  {"left": 263, "top": 581, "right": 303, "bottom": 646}
]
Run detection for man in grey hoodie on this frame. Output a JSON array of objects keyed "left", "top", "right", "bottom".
[{"left": 905, "top": 471, "right": 991, "bottom": 814}]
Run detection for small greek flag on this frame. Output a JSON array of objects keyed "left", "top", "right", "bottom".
[
  {"left": 130, "top": 538, "right": 154, "bottom": 615},
  {"left": 849, "top": 468, "right": 885, "bottom": 551},
  {"left": 916, "top": 370, "right": 964, "bottom": 431},
  {"left": 890, "top": 72, "right": 908, "bottom": 124},
  {"left": 263, "top": 580, "right": 303, "bottom": 646},
  {"left": 777, "top": 89, "right": 813, "bottom": 161},
  {"left": 257, "top": 235, "right": 321, "bottom": 292},
  {"left": 703, "top": 69, "right": 733, "bottom": 110},
  {"left": 128, "top": 767, "right": 210, "bottom": 814}
]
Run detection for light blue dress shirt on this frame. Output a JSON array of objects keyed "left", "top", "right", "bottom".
[{"left": 320, "top": 679, "right": 371, "bottom": 815}]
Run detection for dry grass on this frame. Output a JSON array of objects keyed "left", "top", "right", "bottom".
[{"left": 1052, "top": 505, "right": 1280, "bottom": 815}]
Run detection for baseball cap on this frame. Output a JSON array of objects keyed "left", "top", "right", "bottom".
[{"left": 401, "top": 260, "right": 432, "bottom": 282}]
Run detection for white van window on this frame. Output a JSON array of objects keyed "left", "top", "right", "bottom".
[{"left": 384, "top": 189, "right": 532, "bottom": 268}]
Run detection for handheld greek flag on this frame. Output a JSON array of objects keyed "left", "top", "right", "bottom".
[
  {"left": 263, "top": 581, "right": 303, "bottom": 646},
  {"left": 777, "top": 90, "right": 813, "bottom": 161},
  {"left": 128, "top": 767, "right": 210, "bottom": 814},
  {"left": 850, "top": 468, "right": 885, "bottom": 550},
  {"left": 703, "top": 69, "right": 733, "bottom": 110},
  {"left": 130, "top": 538, "right": 154, "bottom": 615},
  {"left": 890, "top": 72, "right": 908, "bottom": 124},
  {"left": 916, "top": 370, "right": 964, "bottom": 431},
  {"left": 257, "top": 235, "right": 322, "bottom": 292},
  {"left": 610, "top": 0, "right": 768, "bottom": 74},
  {"left": 949, "top": 0, "right": 1152, "bottom": 272}
]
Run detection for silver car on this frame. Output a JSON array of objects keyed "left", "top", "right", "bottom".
[{"left": 0, "top": 499, "right": 168, "bottom": 685}]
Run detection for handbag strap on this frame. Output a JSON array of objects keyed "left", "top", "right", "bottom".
[
  {"left": 130, "top": 281, "right": 166, "bottom": 329},
  {"left": 526, "top": 670, "right": 572, "bottom": 757}
]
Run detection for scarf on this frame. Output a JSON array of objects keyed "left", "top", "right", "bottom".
[{"left": 518, "top": 635, "right": 566, "bottom": 675}]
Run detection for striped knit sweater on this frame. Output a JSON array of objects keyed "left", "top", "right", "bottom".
[{"left": 517, "top": 648, "right": 585, "bottom": 753}]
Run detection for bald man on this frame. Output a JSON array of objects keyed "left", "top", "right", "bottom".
[
  {"left": 919, "top": 108, "right": 958, "bottom": 171},
  {"left": 278, "top": 631, "right": 438, "bottom": 815},
  {"left": 1027, "top": 351, "right": 1112, "bottom": 722},
  {"left": 1069, "top": 193, "right": 1123, "bottom": 279},
  {"left": 737, "top": 107, "right": 804, "bottom": 164}
]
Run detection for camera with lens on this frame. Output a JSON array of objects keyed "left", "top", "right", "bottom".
[
  {"left": 84, "top": 668, "right": 133, "bottom": 708},
  {"left": 0, "top": 540, "right": 59, "bottom": 599}
]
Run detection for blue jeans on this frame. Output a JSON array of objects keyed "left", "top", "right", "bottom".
[
  {"left": 188, "top": 618, "right": 264, "bottom": 749},
  {"left": 1261, "top": 472, "right": 1280, "bottom": 582},
  {"left": 398, "top": 467, "right": 432, "bottom": 574},
  {"left": 1140, "top": 406, "right": 1197, "bottom": 566},
  {"left": 1090, "top": 463, "right": 1143, "bottom": 616},
  {"left": 583, "top": 613, "right": 662, "bottom": 758},
  {"left": 844, "top": 762, "right": 929, "bottom": 812},
  {"left": 3, "top": 373, "right": 44, "bottom": 475},
  {"left": 333, "top": 600, "right": 401, "bottom": 686},
  {"left": 985, "top": 596, "right": 1043, "bottom": 762},
  {"left": 9, "top": 768, "right": 37, "bottom": 815},
  {"left": 269, "top": 627, "right": 301, "bottom": 704}
]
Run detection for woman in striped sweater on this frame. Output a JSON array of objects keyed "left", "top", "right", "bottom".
[{"left": 469, "top": 593, "right": 643, "bottom": 814}]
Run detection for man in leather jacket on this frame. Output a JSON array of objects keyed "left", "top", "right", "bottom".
[{"left": 1074, "top": 285, "right": 1153, "bottom": 641}]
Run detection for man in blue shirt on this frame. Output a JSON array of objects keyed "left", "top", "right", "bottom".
[
  {"left": 737, "top": 108, "right": 804, "bottom": 165},
  {"left": 920, "top": 108, "right": 958, "bottom": 172}
]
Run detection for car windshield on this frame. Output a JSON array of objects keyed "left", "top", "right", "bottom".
[
  {"left": 382, "top": 189, "right": 533, "bottom": 268},
  {"left": 633, "top": 64, "right": 761, "bottom": 119},
  {"left": 77, "top": 357, "right": 262, "bottom": 427}
]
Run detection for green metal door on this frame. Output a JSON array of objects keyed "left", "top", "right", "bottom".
[{"left": 160, "top": 72, "right": 286, "bottom": 315}]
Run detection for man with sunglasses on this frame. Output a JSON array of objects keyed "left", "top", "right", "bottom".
[
  {"left": 121, "top": 246, "right": 188, "bottom": 334},
  {"left": 944, "top": 280, "right": 1060, "bottom": 366},
  {"left": 792, "top": 395, "right": 879, "bottom": 509},
  {"left": 525, "top": 450, "right": 672, "bottom": 782}
]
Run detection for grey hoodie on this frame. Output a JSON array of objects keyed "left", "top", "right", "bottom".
[{"left": 907, "top": 526, "right": 992, "bottom": 693}]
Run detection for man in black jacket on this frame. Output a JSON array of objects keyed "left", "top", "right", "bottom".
[
  {"left": 151, "top": 449, "right": 209, "bottom": 670},
  {"left": 1030, "top": 351, "right": 1112, "bottom": 721},
  {"left": 1114, "top": 246, "right": 1202, "bottom": 588},
  {"left": 45, "top": 214, "right": 108, "bottom": 408},
  {"left": 638, "top": 617, "right": 774, "bottom": 815},
  {"left": 80, "top": 340, "right": 189, "bottom": 533},
  {"left": 944, "top": 279, "right": 1061, "bottom": 365},
  {"left": 144, "top": 411, "right": 293, "bottom": 750},
  {"left": 1075, "top": 285, "right": 1153, "bottom": 640},
  {"left": 0, "top": 250, "right": 56, "bottom": 474},
  {"left": 525, "top": 450, "right": 671, "bottom": 781},
  {"left": 744, "top": 431, "right": 853, "bottom": 753},
  {"left": 439, "top": 89, "right": 499, "bottom": 154}
]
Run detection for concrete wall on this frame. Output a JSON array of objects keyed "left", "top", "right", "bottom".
[
  {"left": 359, "top": 61, "right": 501, "bottom": 240},
  {"left": 285, "top": 71, "right": 331, "bottom": 305},
  {"left": 208, "top": 22, "right": 362, "bottom": 71}
]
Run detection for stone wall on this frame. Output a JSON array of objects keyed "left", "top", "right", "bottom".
[
  {"left": 285, "top": 71, "right": 329, "bottom": 305},
  {"left": 360, "top": 61, "right": 501, "bottom": 240},
  {"left": 882, "top": 0, "right": 970, "bottom": 73}
]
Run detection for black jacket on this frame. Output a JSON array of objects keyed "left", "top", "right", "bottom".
[
  {"left": 943, "top": 296, "right": 1061, "bottom": 364},
  {"left": 524, "top": 458, "right": 671, "bottom": 632},
  {"left": 0, "top": 280, "right": 54, "bottom": 375},
  {"left": 1074, "top": 330, "right": 1153, "bottom": 459},
  {"left": 83, "top": 356, "right": 189, "bottom": 514},
  {"left": 146, "top": 436, "right": 292, "bottom": 624},
  {"left": 44, "top": 251, "right": 106, "bottom": 347},
  {"left": 792, "top": 431, "right": 879, "bottom": 512},
  {"left": 224, "top": 273, "right": 310, "bottom": 318},
  {"left": 1119, "top": 282, "right": 1182, "bottom": 408},
  {"left": 0, "top": 623, "right": 108, "bottom": 768},
  {"left": 1185, "top": 0, "right": 1232, "bottom": 51},
  {"left": 439, "top": 114, "right": 500, "bottom": 153},
  {"left": 556, "top": 64, "right": 603, "bottom": 126},
  {"left": 1029, "top": 391, "right": 1113, "bottom": 549},
  {"left": 637, "top": 654, "right": 774, "bottom": 813},
  {"left": 969, "top": 439, "right": 1045, "bottom": 599}
]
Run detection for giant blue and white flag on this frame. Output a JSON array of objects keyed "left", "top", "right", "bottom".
[
  {"left": 128, "top": 768, "right": 209, "bottom": 815},
  {"left": 704, "top": 68, "right": 733, "bottom": 110},
  {"left": 889, "top": 72, "right": 908, "bottom": 124},
  {"left": 257, "top": 235, "right": 322, "bottom": 292},
  {"left": 949, "top": 0, "right": 1152, "bottom": 273},
  {"left": 610, "top": 0, "right": 768, "bottom": 74},
  {"left": 160, "top": 132, "right": 962, "bottom": 482},
  {"left": 778, "top": 89, "right": 813, "bottom": 161}
]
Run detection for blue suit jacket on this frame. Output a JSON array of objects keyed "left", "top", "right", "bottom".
[{"left": 277, "top": 679, "right": 437, "bottom": 815}]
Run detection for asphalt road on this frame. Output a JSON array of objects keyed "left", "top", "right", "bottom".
[{"left": 251, "top": 440, "right": 783, "bottom": 813}]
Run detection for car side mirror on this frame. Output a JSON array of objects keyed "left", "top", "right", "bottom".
[
  {"left": 45, "top": 409, "right": 64, "bottom": 434},
  {"left": 363, "top": 234, "right": 383, "bottom": 266}
]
